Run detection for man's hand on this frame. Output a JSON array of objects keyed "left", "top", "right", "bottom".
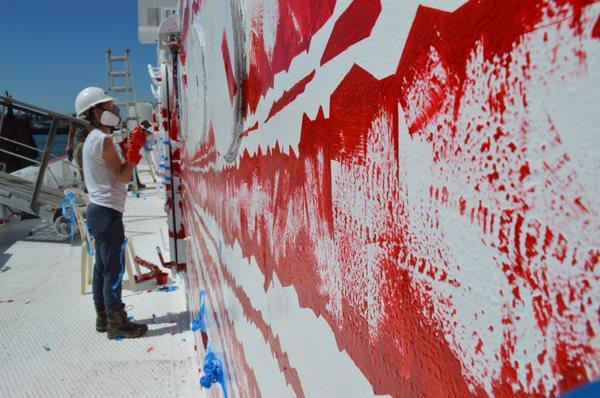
[{"left": 67, "top": 148, "right": 74, "bottom": 162}]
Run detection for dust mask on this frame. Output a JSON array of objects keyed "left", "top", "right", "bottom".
[{"left": 100, "top": 110, "right": 121, "bottom": 127}]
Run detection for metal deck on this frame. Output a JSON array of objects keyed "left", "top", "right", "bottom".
[{"left": 0, "top": 176, "right": 203, "bottom": 397}]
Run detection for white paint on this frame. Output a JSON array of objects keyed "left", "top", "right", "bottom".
[{"left": 191, "top": 204, "right": 390, "bottom": 397}]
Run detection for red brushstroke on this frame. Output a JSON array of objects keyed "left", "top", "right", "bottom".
[
  {"left": 320, "top": 0, "right": 382, "bottom": 65},
  {"left": 241, "top": 122, "right": 259, "bottom": 138},
  {"left": 192, "top": 0, "right": 203, "bottom": 15},
  {"left": 222, "top": 31, "right": 237, "bottom": 103},
  {"left": 181, "top": 0, "right": 205, "bottom": 43},
  {"left": 593, "top": 16, "right": 600, "bottom": 38},
  {"left": 244, "top": 0, "right": 337, "bottom": 114},
  {"left": 188, "top": 125, "right": 217, "bottom": 169},
  {"left": 266, "top": 70, "right": 316, "bottom": 122}
]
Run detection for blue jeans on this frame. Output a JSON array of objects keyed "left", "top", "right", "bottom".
[{"left": 86, "top": 203, "right": 125, "bottom": 311}]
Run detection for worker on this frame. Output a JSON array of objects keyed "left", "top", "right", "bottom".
[
  {"left": 75, "top": 87, "right": 148, "bottom": 339},
  {"left": 66, "top": 113, "right": 90, "bottom": 183}
]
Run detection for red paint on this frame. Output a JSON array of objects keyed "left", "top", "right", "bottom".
[
  {"left": 195, "top": 215, "right": 307, "bottom": 398},
  {"left": 188, "top": 125, "right": 217, "bottom": 169},
  {"left": 180, "top": 0, "right": 599, "bottom": 396},
  {"left": 244, "top": 0, "right": 336, "bottom": 114},
  {"left": 266, "top": 70, "right": 316, "bottom": 122},
  {"left": 241, "top": 122, "right": 259, "bottom": 138},
  {"left": 192, "top": 0, "right": 203, "bottom": 16},
  {"left": 182, "top": 203, "right": 262, "bottom": 397},
  {"left": 475, "top": 339, "right": 484, "bottom": 354},
  {"left": 180, "top": 0, "right": 205, "bottom": 43},
  {"left": 574, "top": 197, "right": 589, "bottom": 213},
  {"left": 320, "top": 0, "right": 382, "bottom": 65},
  {"left": 584, "top": 249, "right": 599, "bottom": 272},
  {"left": 519, "top": 162, "right": 531, "bottom": 182},
  {"left": 221, "top": 31, "right": 237, "bottom": 103},
  {"left": 593, "top": 16, "right": 600, "bottom": 38},
  {"left": 183, "top": 64, "right": 481, "bottom": 397},
  {"left": 180, "top": 1, "right": 191, "bottom": 43}
]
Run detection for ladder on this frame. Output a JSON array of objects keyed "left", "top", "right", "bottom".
[
  {"left": 105, "top": 49, "right": 139, "bottom": 126},
  {"left": 105, "top": 50, "right": 157, "bottom": 192}
]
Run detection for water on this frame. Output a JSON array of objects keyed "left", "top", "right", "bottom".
[{"left": 32, "top": 134, "right": 68, "bottom": 158}]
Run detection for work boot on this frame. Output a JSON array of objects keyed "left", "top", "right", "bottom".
[
  {"left": 106, "top": 305, "right": 148, "bottom": 339},
  {"left": 94, "top": 303, "right": 107, "bottom": 333}
]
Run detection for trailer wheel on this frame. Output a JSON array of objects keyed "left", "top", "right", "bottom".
[{"left": 54, "top": 216, "right": 72, "bottom": 238}]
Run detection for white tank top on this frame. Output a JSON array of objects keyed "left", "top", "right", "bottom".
[{"left": 82, "top": 129, "right": 127, "bottom": 213}]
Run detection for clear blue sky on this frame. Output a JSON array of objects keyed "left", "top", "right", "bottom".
[{"left": 0, "top": 0, "right": 157, "bottom": 115}]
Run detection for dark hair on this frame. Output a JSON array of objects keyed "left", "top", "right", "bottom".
[{"left": 85, "top": 106, "right": 101, "bottom": 127}]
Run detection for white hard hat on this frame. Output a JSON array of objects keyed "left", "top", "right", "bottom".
[{"left": 74, "top": 87, "right": 115, "bottom": 118}]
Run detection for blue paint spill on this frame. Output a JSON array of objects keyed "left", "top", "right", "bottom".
[
  {"left": 181, "top": 338, "right": 186, "bottom": 342},
  {"left": 113, "top": 336, "right": 124, "bottom": 342},
  {"left": 157, "top": 285, "right": 179, "bottom": 293},
  {"left": 43, "top": 346, "right": 51, "bottom": 352},
  {"left": 27, "top": 230, "right": 33, "bottom": 237},
  {"left": 199, "top": 345, "right": 228, "bottom": 398},
  {"left": 127, "top": 316, "right": 134, "bottom": 321},
  {"left": 152, "top": 314, "right": 157, "bottom": 324}
]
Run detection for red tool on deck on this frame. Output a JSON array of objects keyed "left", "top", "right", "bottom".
[
  {"left": 134, "top": 256, "right": 169, "bottom": 285},
  {"left": 156, "top": 246, "right": 186, "bottom": 273}
]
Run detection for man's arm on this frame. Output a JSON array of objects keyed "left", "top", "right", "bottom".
[
  {"left": 66, "top": 123, "right": 75, "bottom": 160},
  {"left": 103, "top": 136, "right": 135, "bottom": 184},
  {"left": 67, "top": 123, "right": 76, "bottom": 148}
]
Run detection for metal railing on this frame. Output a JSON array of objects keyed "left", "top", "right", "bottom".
[{"left": 0, "top": 95, "right": 90, "bottom": 215}]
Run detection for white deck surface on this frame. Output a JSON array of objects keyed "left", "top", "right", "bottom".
[{"left": 0, "top": 173, "right": 203, "bottom": 397}]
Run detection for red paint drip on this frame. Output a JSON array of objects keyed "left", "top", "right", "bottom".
[{"left": 320, "top": 0, "right": 382, "bottom": 65}]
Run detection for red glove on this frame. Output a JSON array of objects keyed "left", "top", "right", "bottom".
[
  {"left": 126, "top": 146, "right": 142, "bottom": 164},
  {"left": 125, "top": 126, "right": 147, "bottom": 165},
  {"left": 129, "top": 126, "right": 147, "bottom": 148}
]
